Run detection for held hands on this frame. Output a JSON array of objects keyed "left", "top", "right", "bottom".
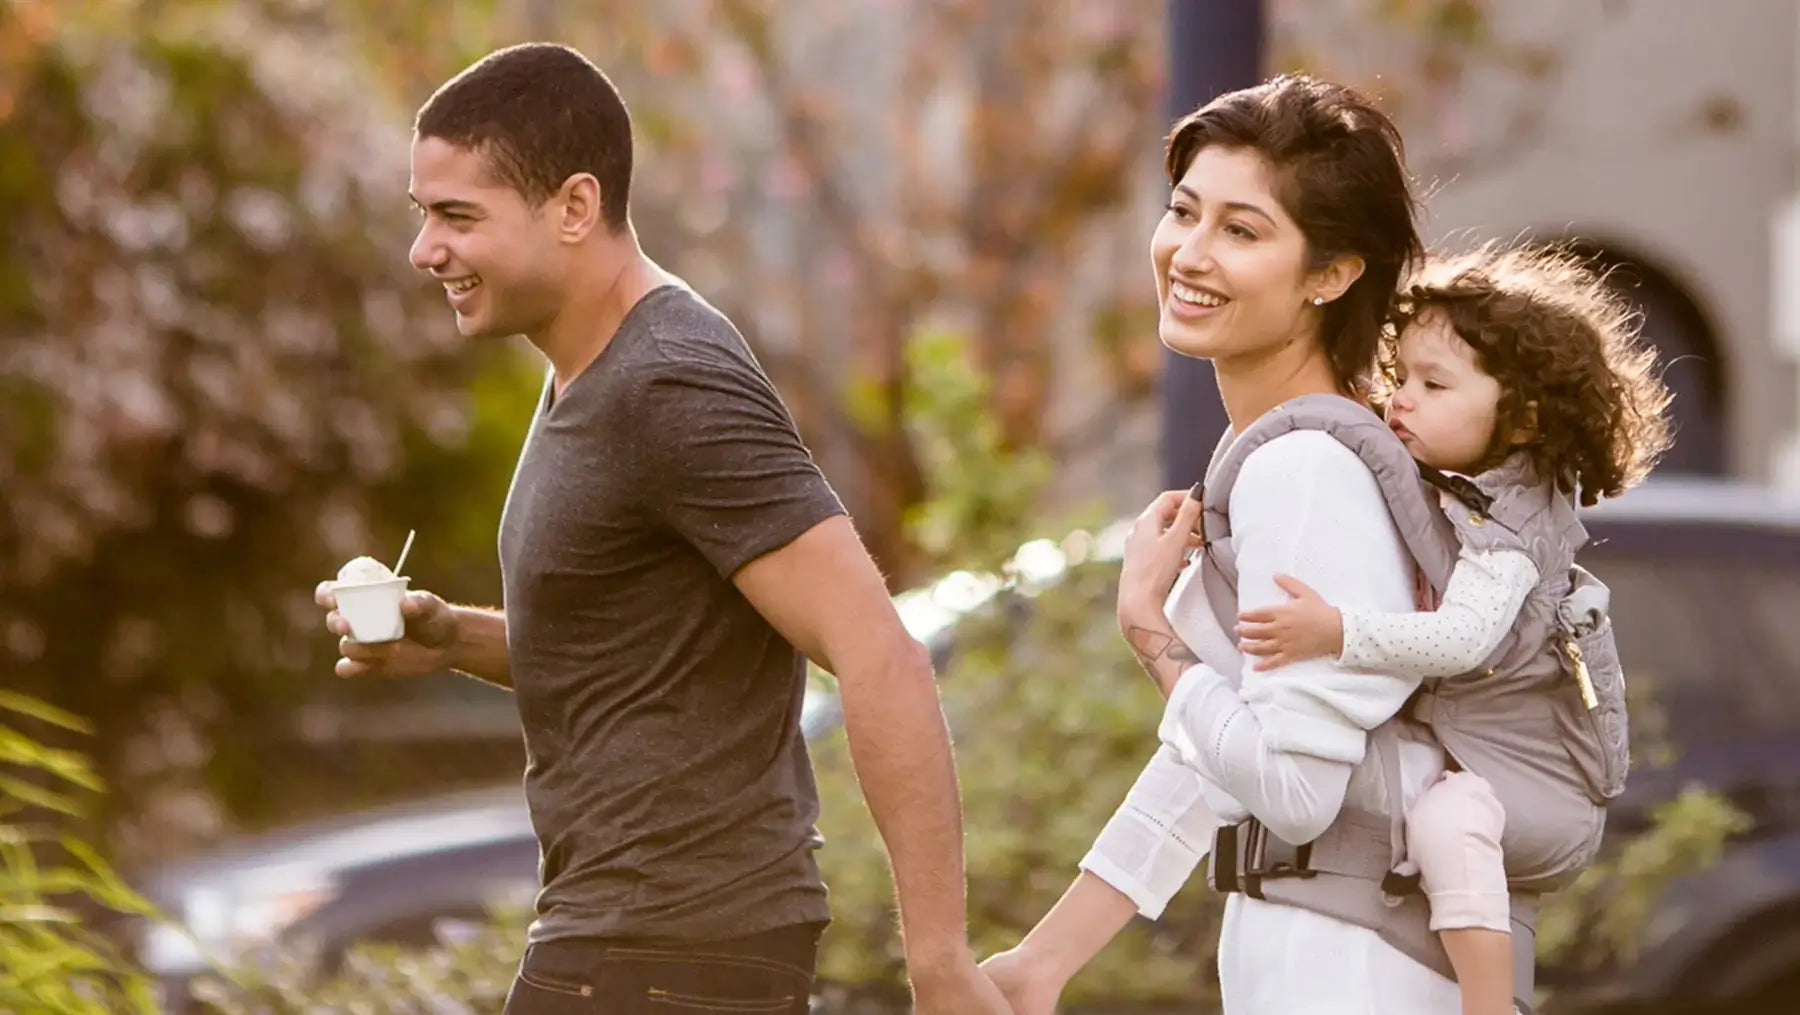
[
  {"left": 314, "top": 581, "right": 459, "bottom": 679},
  {"left": 909, "top": 953, "right": 1016, "bottom": 1015},
  {"left": 1117, "top": 484, "right": 1205, "bottom": 622},
  {"left": 979, "top": 948, "right": 1065, "bottom": 1015},
  {"left": 1235, "top": 574, "right": 1343, "bottom": 671}
]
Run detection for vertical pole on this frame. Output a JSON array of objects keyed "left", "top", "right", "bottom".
[{"left": 1161, "top": 1, "right": 1264, "bottom": 488}]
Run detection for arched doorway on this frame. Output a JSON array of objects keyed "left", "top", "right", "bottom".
[{"left": 1565, "top": 241, "right": 1729, "bottom": 477}]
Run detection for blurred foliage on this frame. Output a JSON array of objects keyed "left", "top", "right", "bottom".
[
  {"left": 186, "top": 911, "right": 529, "bottom": 1014},
  {"left": 312, "top": 0, "right": 1174, "bottom": 581},
  {"left": 0, "top": 0, "right": 1750, "bottom": 1010},
  {"left": 1270, "top": 0, "right": 1597, "bottom": 182},
  {"left": 812, "top": 332, "right": 1213, "bottom": 1006},
  {"left": 1537, "top": 787, "right": 1751, "bottom": 975},
  {"left": 894, "top": 327, "right": 1058, "bottom": 575},
  {"left": 0, "top": 0, "right": 1580, "bottom": 861},
  {"left": 0, "top": 691, "right": 161, "bottom": 1014},
  {"left": 0, "top": 0, "right": 541, "bottom": 856}
]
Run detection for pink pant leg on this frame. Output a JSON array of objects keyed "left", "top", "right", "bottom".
[{"left": 1405, "top": 770, "right": 1510, "bottom": 933}]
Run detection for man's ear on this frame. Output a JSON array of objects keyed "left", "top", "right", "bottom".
[{"left": 554, "top": 172, "right": 604, "bottom": 243}]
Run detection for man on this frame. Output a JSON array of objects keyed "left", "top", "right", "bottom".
[{"left": 314, "top": 43, "right": 1009, "bottom": 1015}]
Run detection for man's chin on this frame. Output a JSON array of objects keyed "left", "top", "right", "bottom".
[{"left": 452, "top": 313, "right": 504, "bottom": 339}]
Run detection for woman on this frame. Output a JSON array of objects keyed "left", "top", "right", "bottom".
[{"left": 983, "top": 75, "right": 1461, "bottom": 1013}]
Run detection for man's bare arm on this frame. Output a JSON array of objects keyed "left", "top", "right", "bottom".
[
  {"left": 443, "top": 605, "right": 512, "bottom": 688},
  {"left": 733, "top": 515, "right": 1000, "bottom": 1010}
]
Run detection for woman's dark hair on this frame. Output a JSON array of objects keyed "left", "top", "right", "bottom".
[{"left": 1166, "top": 74, "right": 1424, "bottom": 395}]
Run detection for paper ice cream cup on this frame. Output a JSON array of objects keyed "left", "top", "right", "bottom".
[{"left": 333, "top": 577, "right": 410, "bottom": 644}]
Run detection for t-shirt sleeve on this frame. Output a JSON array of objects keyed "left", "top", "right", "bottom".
[{"left": 630, "top": 362, "right": 846, "bottom": 578}]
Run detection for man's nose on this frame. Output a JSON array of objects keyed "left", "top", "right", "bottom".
[{"left": 409, "top": 223, "right": 443, "bottom": 272}]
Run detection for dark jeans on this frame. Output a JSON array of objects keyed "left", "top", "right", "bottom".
[{"left": 502, "top": 922, "right": 823, "bottom": 1014}]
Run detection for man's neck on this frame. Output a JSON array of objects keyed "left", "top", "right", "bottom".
[{"left": 531, "top": 237, "right": 673, "bottom": 396}]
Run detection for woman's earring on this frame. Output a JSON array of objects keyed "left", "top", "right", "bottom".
[{"left": 1311, "top": 296, "right": 1326, "bottom": 306}]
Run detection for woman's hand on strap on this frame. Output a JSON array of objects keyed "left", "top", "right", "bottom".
[
  {"left": 1117, "top": 486, "right": 1205, "bottom": 696},
  {"left": 1117, "top": 484, "right": 1204, "bottom": 620}
]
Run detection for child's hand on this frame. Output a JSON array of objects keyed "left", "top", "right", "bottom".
[{"left": 1236, "top": 574, "right": 1343, "bottom": 671}]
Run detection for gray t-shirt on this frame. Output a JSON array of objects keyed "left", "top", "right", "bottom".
[{"left": 498, "top": 285, "right": 843, "bottom": 943}]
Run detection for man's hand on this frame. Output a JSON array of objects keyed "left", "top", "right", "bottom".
[
  {"left": 911, "top": 955, "right": 1016, "bottom": 1015},
  {"left": 979, "top": 947, "right": 1064, "bottom": 1015},
  {"left": 1236, "top": 573, "right": 1344, "bottom": 671},
  {"left": 316, "top": 582, "right": 459, "bottom": 679}
]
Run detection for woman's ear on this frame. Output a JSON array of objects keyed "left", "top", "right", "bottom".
[{"left": 1310, "top": 253, "right": 1367, "bottom": 305}]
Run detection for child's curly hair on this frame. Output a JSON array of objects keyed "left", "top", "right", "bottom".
[{"left": 1375, "top": 242, "right": 1675, "bottom": 506}]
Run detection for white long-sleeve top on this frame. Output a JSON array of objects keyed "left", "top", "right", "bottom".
[
  {"left": 1081, "top": 429, "right": 1450, "bottom": 917},
  {"left": 1079, "top": 430, "right": 1465, "bottom": 1012}
]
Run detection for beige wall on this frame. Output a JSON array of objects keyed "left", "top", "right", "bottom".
[
  {"left": 1022, "top": 1, "right": 1800, "bottom": 512},
  {"left": 1411, "top": 0, "right": 1798, "bottom": 483}
]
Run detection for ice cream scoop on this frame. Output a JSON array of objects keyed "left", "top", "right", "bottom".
[
  {"left": 336, "top": 555, "right": 397, "bottom": 585},
  {"left": 331, "top": 552, "right": 410, "bottom": 644}
]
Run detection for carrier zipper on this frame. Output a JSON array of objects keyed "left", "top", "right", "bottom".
[{"left": 1563, "top": 637, "right": 1598, "bottom": 710}]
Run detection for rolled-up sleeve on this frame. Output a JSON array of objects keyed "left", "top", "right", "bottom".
[{"left": 1079, "top": 744, "right": 1229, "bottom": 918}]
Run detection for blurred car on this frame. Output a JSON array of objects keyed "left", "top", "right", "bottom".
[
  {"left": 135, "top": 782, "right": 537, "bottom": 1005},
  {"left": 132, "top": 478, "right": 1800, "bottom": 1012},
  {"left": 1536, "top": 479, "right": 1800, "bottom": 1014},
  {"left": 133, "top": 695, "right": 845, "bottom": 1008}
]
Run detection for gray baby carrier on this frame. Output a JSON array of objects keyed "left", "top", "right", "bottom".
[{"left": 1194, "top": 394, "right": 1629, "bottom": 1014}]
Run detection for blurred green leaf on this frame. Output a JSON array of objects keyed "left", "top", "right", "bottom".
[
  {"left": 0, "top": 692, "right": 93, "bottom": 734},
  {"left": 1, "top": 696, "right": 163, "bottom": 1014}
]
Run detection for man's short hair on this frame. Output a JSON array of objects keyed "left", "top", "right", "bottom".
[{"left": 415, "top": 43, "right": 633, "bottom": 231}]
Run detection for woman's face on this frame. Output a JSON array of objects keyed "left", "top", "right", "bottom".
[{"left": 1151, "top": 145, "right": 1342, "bottom": 368}]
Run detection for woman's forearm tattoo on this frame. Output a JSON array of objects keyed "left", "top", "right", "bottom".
[{"left": 1125, "top": 624, "right": 1199, "bottom": 693}]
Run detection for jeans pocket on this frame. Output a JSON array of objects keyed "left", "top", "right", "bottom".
[
  {"left": 504, "top": 970, "right": 598, "bottom": 1015},
  {"left": 645, "top": 988, "right": 798, "bottom": 1012},
  {"left": 607, "top": 947, "right": 810, "bottom": 1014}
]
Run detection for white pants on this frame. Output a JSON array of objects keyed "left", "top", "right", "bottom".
[{"left": 1218, "top": 894, "right": 1460, "bottom": 1014}]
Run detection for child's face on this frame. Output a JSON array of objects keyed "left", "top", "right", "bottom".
[{"left": 1385, "top": 309, "right": 1503, "bottom": 474}]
